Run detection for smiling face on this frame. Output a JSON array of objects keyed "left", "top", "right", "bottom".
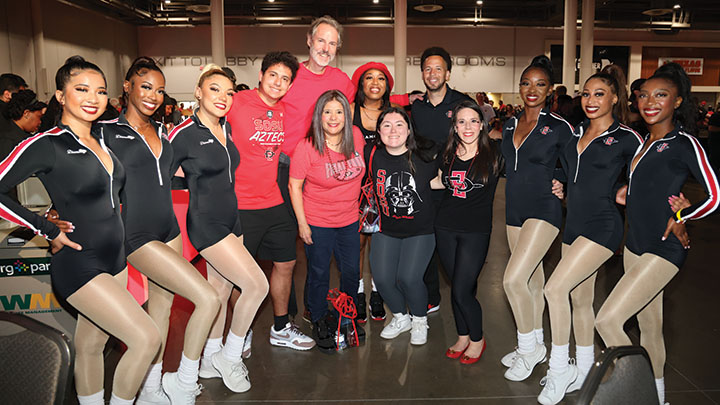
[
  {"left": 321, "top": 99, "right": 345, "bottom": 138},
  {"left": 454, "top": 107, "right": 482, "bottom": 145},
  {"left": 125, "top": 69, "right": 165, "bottom": 118},
  {"left": 422, "top": 55, "right": 450, "bottom": 92},
  {"left": 637, "top": 77, "right": 681, "bottom": 128},
  {"left": 56, "top": 69, "right": 108, "bottom": 125},
  {"left": 581, "top": 78, "right": 617, "bottom": 120},
  {"left": 379, "top": 112, "right": 410, "bottom": 155},
  {"left": 258, "top": 63, "right": 293, "bottom": 105},
  {"left": 361, "top": 69, "right": 387, "bottom": 101},
  {"left": 519, "top": 67, "right": 552, "bottom": 108},
  {"left": 307, "top": 23, "right": 339, "bottom": 72},
  {"left": 195, "top": 73, "right": 235, "bottom": 119}
]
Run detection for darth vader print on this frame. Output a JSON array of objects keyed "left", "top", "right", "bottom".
[{"left": 385, "top": 171, "right": 422, "bottom": 217}]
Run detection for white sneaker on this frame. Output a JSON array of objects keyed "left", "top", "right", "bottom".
[
  {"left": 243, "top": 329, "right": 252, "bottom": 359},
  {"left": 501, "top": 349, "right": 518, "bottom": 368},
  {"left": 410, "top": 316, "right": 428, "bottom": 345},
  {"left": 211, "top": 352, "right": 251, "bottom": 393},
  {"left": 537, "top": 363, "right": 578, "bottom": 405},
  {"left": 136, "top": 385, "right": 170, "bottom": 405},
  {"left": 161, "top": 372, "right": 202, "bottom": 405},
  {"left": 566, "top": 369, "right": 586, "bottom": 393},
  {"left": 269, "top": 322, "right": 316, "bottom": 351},
  {"left": 504, "top": 343, "right": 547, "bottom": 382},
  {"left": 380, "top": 313, "right": 412, "bottom": 339},
  {"left": 198, "top": 351, "right": 221, "bottom": 379}
]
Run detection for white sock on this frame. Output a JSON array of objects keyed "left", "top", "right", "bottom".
[
  {"left": 177, "top": 353, "right": 200, "bottom": 389},
  {"left": 534, "top": 328, "right": 544, "bottom": 345},
  {"left": 221, "top": 331, "right": 245, "bottom": 363},
  {"left": 77, "top": 390, "right": 104, "bottom": 405},
  {"left": 109, "top": 393, "right": 135, "bottom": 405},
  {"left": 140, "top": 362, "right": 162, "bottom": 393},
  {"left": 548, "top": 343, "right": 569, "bottom": 373},
  {"left": 202, "top": 337, "right": 222, "bottom": 363},
  {"left": 575, "top": 345, "right": 594, "bottom": 376},
  {"left": 517, "top": 330, "right": 536, "bottom": 355},
  {"left": 655, "top": 377, "right": 665, "bottom": 405},
  {"left": 358, "top": 278, "right": 365, "bottom": 294},
  {"left": 371, "top": 278, "right": 378, "bottom": 292}
]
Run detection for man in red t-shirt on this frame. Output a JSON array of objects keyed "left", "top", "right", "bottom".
[{"left": 226, "top": 51, "right": 316, "bottom": 351}]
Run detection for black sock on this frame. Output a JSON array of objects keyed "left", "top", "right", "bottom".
[{"left": 274, "top": 314, "right": 289, "bottom": 331}]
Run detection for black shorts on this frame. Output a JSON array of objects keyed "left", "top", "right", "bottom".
[{"left": 238, "top": 204, "right": 297, "bottom": 262}]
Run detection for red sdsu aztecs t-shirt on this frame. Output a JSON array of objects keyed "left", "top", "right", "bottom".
[
  {"left": 227, "top": 89, "right": 285, "bottom": 210},
  {"left": 290, "top": 128, "right": 365, "bottom": 228}
]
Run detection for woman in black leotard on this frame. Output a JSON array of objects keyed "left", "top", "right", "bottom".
[
  {"left": 349, "top": 62, "right": 400, "bottom": 322},
  {"left": 500, "top": 55, "right": 573, "bottom": 383},
  {"left": 539, "top": 66, "right": 641, "bottom": 405},
  {"left": 0, "top": 56, "right": 161, "bottom": 405},
  {"left": 100, "top": 57, "right": 220, "bottom": 404},
  {"left": 169, "top": 64, "right": 268, "bottom": 394},
  {"left": 596, "top": 63, "right": 719, "bottom": 405}
]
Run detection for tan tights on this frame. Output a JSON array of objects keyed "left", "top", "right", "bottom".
[
  {"left": 128, "top": 236, "right": 220, "bottom": 361},
  {"left": 69, "top": 269, "right": 161, "bottom": 399},
  {"left": 545, "top": 238, "right": 612, "bottom": 346},
  {"left": 595, "top": 248, "right": 678, "bottom": 378},
  {"left": 504, "top": 219, "right": 559, "bottom": 334},
  {"left": 202, "top": 234, "right": 269, "bottom": 339}
]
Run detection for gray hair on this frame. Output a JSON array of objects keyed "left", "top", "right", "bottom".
[{"left": 307, "top": 15, "right": 343, "bottom": 48}]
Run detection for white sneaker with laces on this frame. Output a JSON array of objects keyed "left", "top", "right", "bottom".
[
  {"left": 211, "top": 352, "right": 251, "bottom": 393},
  {"left": 136, "top": 385, "right": 170, "bottom": 405},
  {"left": 162, "top": 372, "right": 202, "bottom": 405},
  {"left": 410, "top": 316, "right": 428, "bottom": 345},
  {"left": 269, "top": 322, "right": 316, "bottom": 350},
  {"left": 537, "top": 362, "right": 578, "bottom": 405},
  {"left": 198, "top": 349, "right": 221, "bottom": 379},
  {"left": 566, "top": 369, "right": 586, "bottom": 393},
  {"left": 380, "top": 313, "right": 412, "bottom": 339},
  {"left": 243, "top": 329, "right": 253, "bottom": 359},
  {"left": 504, "top": 343, "right": 547, "bottom": 382},
  {"left": 501, "top": 349, "right": 518, "bottom": 368}
]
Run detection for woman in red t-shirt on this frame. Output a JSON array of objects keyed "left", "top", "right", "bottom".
[{"left": 289, "top": 90, "right": 366, "bottom": 353}]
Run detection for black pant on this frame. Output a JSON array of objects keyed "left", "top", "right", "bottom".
[
  {"left": 423, "top": 190, "right": 444, "bottom": 306},
  {"left": 435, "top": 228, "right": 491, "bottom": 342}
]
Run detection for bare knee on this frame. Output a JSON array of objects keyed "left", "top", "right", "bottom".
[{"left": 273, "top": 261, "right": 296, "bottom": 278}]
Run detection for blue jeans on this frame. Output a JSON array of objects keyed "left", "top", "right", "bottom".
[{"left": 305, "top": 221, "right": 360, "bottom": 323}]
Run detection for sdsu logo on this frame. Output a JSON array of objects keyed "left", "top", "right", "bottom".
[
  {"left": 541, "top": 126, "right": 550, "bottom": 135},
  {"left": 266, "top": 110, "right": 273, "bottom": 119},
  {"left": 264, "top": 149, "right": 275, "bottom": 161},
  {"left": 603, "top": 137, "right": 618, "bottom": 146},
  {"left": 446, "top": 110, "right": 453, "bottom": 118},
  {"left": 656, "top": 143, "right": 670, "bottom": 153},
  {"left": 448, "top": 171, "right": 484, "bottom": 198}
]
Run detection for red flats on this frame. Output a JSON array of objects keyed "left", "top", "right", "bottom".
[
  {"left": 459, "top": 340, "right": 487, "bottom": 365},
  {"left": 445, "top": 346, "right": 467, "bottom": 359}
]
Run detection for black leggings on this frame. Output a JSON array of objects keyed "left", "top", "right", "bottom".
[{"left": 436, "top": 228, "right": 491, "bottom": 342}]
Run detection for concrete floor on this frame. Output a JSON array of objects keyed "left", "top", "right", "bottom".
[{"left": 91, "top": 178, "right": 720, "bottom": 404}]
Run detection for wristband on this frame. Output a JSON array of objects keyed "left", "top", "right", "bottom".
[{"left": 675, "top": 208, "right": 686, "bottom": 224}]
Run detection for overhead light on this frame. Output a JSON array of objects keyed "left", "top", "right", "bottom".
[
  {"left": 673, "top": 4, "right": 681, "bottom": 9},
  {"left": 476, "top": 0, "right": 483, "bottom": 5},
  {"left": 268, "top": 0, "right": 275, "bottom": 2},
  {"left": 413, "top": 3, "right": 443, "bottom": 12},
  {"left": 373, "top": 0, "right": 379, "bottom": 3},
  {"left": 164, "top": 0, "right": 170, "bottom": 4}
]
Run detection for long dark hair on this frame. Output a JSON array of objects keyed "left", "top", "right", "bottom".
[
  {"left": 584, "top": 64, "right": 630, "bottom": 124},
  {"left": 123, "top": 56, "right": 165, "bottom": 108},
  {"left": 521, "top": 55, "right": 555, "bottom": 107},
  {"left": 375, "top": 106, "right": 425, "bottom": 174},
  {"left": 442, "top": 100, "right": 499, "bottom": 183},
  {"left": 354, "top": 69, "right": 391, "bottom": 110},
  {"left": 307, "top": 90, "right": 355, "bottom": 158},
  {"left": 647, "top": 62, "right": 696, "bottom": 133}
]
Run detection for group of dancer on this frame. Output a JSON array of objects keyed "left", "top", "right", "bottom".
[{"left": 0, "top": 14, "right": 716, "bottom": 405}]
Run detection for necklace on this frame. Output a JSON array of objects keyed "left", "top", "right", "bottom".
[
  {"left": 325, "top": 138, "right": 342, "bottom": 147},
  {"left": 361, "top": 106, "right": 380, "bottom": 122}
]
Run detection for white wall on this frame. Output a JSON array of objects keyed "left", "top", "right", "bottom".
[
  {"left": 139, "top": 24, "right": 720, "bottom": 102},
  {"left": 0, "top": 0, "right": 137, "bottom": 101}
]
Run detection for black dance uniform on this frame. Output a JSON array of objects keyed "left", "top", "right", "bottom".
[
  {"left": 101, "top": 114, "right": 180, "bottom": 255},
  {"left": 501, "top": 108, "right": 574, "bottom": 229},
  {"left": 0, "top": 123, "right": 125, "bottom": 299},
  {"left": 169, "top": 113, "right": 241, "bottom": 251},
  {"left": 626, "top": 126, "right": 719, "bottom": 267},
  {"left": 563, "top": 119, "right": 643, "bottom": 250},
  {"left": 353, "top": 103, "right": 378, "bottom": 143}
]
